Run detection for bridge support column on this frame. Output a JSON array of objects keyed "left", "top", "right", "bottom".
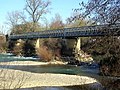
[
  {"left": 74, "top": 37, "right": 81, "bottom": 60},
  {"left": 35, "top": 38, "right": 41, "bottom": 49},
  {"left": 76, "top": 37, "right": 81, "bottom": 52},
  {"left": 63, "top": 37, "right": 81, "bottom": 60}
]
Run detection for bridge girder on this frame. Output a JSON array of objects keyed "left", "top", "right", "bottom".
[{"left": 9, "top": 23, "right": 120, "bottom": 40}]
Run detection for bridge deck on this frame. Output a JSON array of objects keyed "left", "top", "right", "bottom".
[{"left": 9, "top": 23, "right": 120, "bottom": 40}]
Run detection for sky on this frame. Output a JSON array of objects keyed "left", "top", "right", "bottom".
[{"left": 0, "top": 0, "right": 83, "bottom": 34}]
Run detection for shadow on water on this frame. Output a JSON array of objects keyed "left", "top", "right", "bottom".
[
  {"left": 0, "top": 64, "right": 98, "bottom": 76},
  {"left": 18, "top": 83, "right": 102, "bottom": 90}
]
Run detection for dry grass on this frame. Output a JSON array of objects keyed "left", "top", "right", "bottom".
[{"left": 36, "top": 46, "right": 53, "bottom": 62}]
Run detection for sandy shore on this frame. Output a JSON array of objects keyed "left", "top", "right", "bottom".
[
  {"left": 0, "top": 60, "right": 67, "bottom": 66},
  {"left": 0, "top": 61, "right": 99, "bottom": 89}
]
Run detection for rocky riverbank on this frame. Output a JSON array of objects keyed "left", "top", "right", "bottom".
[
  {"left": 0, "top": 61, "right": 99, "bottom": 89},
  {"left": 0, "top": 69, "right": 98, "bottom": 89}
]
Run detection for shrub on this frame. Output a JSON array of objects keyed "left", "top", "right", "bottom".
[
  {"left": 36, "top": 38, "right": 62, "bottom": 61},
  {"left": 13, "top": 40, "right": 25, "bottom": 56},
  {"left": 0, "top": 42, "right": 8, "bottom": 53},
  {"left": 0, "top": 35, "right": 7, "bottom": 53},
  {"left": 36, "top": 46, "right": 53, "bottom": 62},
  {"left": 23, "top": 40, "right": 36, "bottom": 57}
]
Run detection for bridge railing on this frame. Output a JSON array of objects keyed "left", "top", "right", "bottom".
[{"left": 9, "top": 23, "right": 120, "bottom": 40}]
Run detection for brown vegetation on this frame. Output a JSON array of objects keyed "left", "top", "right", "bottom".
[
  {"left": 36, "top": 46, "right": 53, "bottom": 62},
  {"left": 50, "top": 14, "right": 64, "bottom": 30},
  {"left": 12, "top": 40, "right": 36, "bottom": 57},
  {"left": 0, "top": 35, "right": 7, "bottom": 53},
  {"left": 36, "top": 38, "right": 62, "bottom": 61},
  {"left": 71, "top": 0, "right": 120, "bottom": 76},
  {"left": 13, "top": 39, "right": 25, "bottom": 56}
]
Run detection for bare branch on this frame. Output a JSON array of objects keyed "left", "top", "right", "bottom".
[{"left": 25, "top": 0, "right": 51, "bottom": 23}]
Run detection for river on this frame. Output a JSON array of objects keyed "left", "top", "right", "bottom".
[{"left": 0, "top": 54, "right": 119, "bottom": 90}]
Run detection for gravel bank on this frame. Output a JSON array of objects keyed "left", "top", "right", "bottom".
[
  {"left": 0, "top": 61, "right": 98, "bottom": 89},
  {"left": 0, "top": 61, "right": 67, "bottom": 66}
]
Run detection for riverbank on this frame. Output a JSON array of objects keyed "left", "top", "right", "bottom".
[
  {"left": 0, "top": 60, "right": 67, "bottom": 66},
  {"left": 0, "top": 69, "right": 98, "bottom": 89},
  {"left": 0, "top": 61, "right": 99, "bottom": 89}
]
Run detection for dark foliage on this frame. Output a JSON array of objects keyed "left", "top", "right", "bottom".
[
  {"left": 71, "top": 0, "right": 120, "bottom": 76},
  {"left": 23, "top": 40, "right": 36, "bottom": 57}
]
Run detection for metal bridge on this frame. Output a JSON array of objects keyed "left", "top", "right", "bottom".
[{"left": 9, "top": 23, "right": 120, "bottom": 40}]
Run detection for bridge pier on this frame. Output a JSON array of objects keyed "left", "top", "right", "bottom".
[
  {"left": 35, "top": 38, "right": 81, "bottom": 59},
  {"left": 76, "top": 37, "right": 81, "bottom": 51},
  {"left": 62, "top": 37, "right": 81, "bottom": 61},
  {"left": 35, "top": 39, "right": 41, "bottom": 49}
]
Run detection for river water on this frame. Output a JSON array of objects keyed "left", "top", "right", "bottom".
[{"left": 0, "top": 54, "right": 119, "bottom": 90}]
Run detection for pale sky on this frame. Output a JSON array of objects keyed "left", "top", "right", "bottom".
[{"left": 0, "top": 0, "right": 85, "bottom": 34}]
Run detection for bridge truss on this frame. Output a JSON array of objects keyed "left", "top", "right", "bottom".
[{"left": 9, "top": 23, "right": 120, "bottom": 40}]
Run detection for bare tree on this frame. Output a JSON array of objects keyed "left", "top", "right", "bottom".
[
  {"left": 66, "top": 12, "right": 90, "bottom": 28},
  {"left": 25, "top": 0, "right": 51, "bottom": 32},
  {"left": 42, "top": 18, "right": 50, "bottom": 30},
  {"left": 81, "top": 0, "right": 120, "bottom": 76},
  {"left": 50, "top": 14, "right": 64, "bottom": 30},
  {"left": 7, "top": 0, "right": 51, "bottom": 34},
  {"left": 25, "top": 0, "right": 51, "bottom": 23},
  {"left": 70, "top": 0, "right": 120, "bottom": 76},
  {"left": 75, "top": 0, "right": 120, "bottom": 25},
  {"left": 6, "top": 11, "right": 26, "bottom": 34}
]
